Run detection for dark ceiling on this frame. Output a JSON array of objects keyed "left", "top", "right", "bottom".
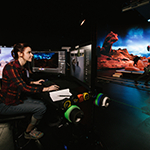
[{"left": 0, "top": 0, "right": 149, "bottom": 50}]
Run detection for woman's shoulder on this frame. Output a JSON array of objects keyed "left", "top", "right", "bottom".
[
  {"left": 6, "top": 59, "right": 14, "bottom": 66},
  {"left": 3, "top": 59, "right": 17, "bottom": 70}
]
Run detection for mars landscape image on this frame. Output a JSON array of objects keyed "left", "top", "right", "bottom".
[{"left": 97, "top": 26, "right": 150, "bottom": 73}]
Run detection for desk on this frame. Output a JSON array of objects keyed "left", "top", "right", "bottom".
[{"left": 40, "top": 78, "right": 88, "bottom": 108}]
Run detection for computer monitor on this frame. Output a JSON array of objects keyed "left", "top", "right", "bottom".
[
  {"left": 32, "top": 50, "right": 66, "bottom": 75},
  {"left": 0, "top": 47, "right": 13, "bottom": 79},
  {"left": 70, "top": 42, "right": 96, "bottom": 91}
]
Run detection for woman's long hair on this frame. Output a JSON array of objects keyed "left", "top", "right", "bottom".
[
  {"left": 11, "top": 43, "right": 33, "bottom": 73},
  {"left": 11, "top": 43, "right": 31, "bottom": 59}
]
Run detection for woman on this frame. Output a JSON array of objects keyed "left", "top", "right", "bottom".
[{"left": 0, "top": 43, "right": 59, "bottom": 139}]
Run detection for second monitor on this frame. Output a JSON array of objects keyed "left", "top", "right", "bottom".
[
  {"left": 32, "top": 50, "right": 66, "bottom": 75},
  {"left": 70, "top": 42, "right": 96, "bottom": 91}
]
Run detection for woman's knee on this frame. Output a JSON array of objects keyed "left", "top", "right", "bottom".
[
  {"left": 39, "top": 103, "right": 47, "bottom": 114},
  {"left": 25, "top": 99, "right": 47, "bottom": 114},
  {"left": 33, "top": 104, "right": 47, "bottom": 120}
]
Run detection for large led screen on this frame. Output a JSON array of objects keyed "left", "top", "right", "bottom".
[{"left": 96, "top": 18, "right": 150, "bottom": 76}]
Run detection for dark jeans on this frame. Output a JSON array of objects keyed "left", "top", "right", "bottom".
[{"left": 0, "top": 97, "right": 47, "bottom": 120}]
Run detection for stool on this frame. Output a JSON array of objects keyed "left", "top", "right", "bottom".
[
  {"left": 0, "top": 114, "right": 26, "bottom": 123},
  {"left": 0, "top": 114, "right": 30, "bottom": 150}
]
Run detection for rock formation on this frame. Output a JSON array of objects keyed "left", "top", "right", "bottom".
[
  {"left": 100, "top": 31, "right": 118, "bottom": 55},
  {"left": 97, "top": 31, "right": 149, "bottom": 70}
]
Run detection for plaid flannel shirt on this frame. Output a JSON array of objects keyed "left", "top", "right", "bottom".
[{"left": 0, "top": 60, "right": 43, "bottom": 105}]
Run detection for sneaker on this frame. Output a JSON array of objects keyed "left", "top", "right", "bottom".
[{"left": 24, "top": 129, "right": 44, "bottom": 139}]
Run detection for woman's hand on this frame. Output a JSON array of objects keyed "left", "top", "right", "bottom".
[
  {"left": 42, "top": 85, "right": 60, "bottom": 92},
  {"left": 49, "top": 85, "right": 60, "bottom": 91},
  {"left": 30, "top": 79, "right": 45, "bottom": 85}
]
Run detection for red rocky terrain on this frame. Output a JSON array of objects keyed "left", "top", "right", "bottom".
[{"left": 97, "top": 31, "right": 149, "bottom": 71}]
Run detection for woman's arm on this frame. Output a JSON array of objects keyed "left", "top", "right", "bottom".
[
  {"left": 30, "top": 79, "right": 60, "bottom": 92},
  {"left": 30, "top": 79, "right": 45, "bottom": 85},
  {"left": 42, "top": 85, "right": 59, "bottom": 92}
]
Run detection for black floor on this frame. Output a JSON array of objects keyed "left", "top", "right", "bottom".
[
  {"left": 1, "top": 77, "right": 150, "bottom": 150},
  {"left": 95, "top": 81, "right": 150, "bottom": 150}
]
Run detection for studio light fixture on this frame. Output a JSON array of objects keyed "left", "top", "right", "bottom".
[
  {"left": 122, "top": 0, "right": 149, "bottom": 12},
  {"left": 80, "top": 19, "right": 86, "bottom": 26},
  {"left": 148, "top": 19, "right": 150, "bottom": 22},
  {"left": 79, "top": 12, "right": 86, "bottom": 26}
]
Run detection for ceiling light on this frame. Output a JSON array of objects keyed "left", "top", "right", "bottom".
[{"left": 80, "top": 19, "right": 86, "bottom": 26}]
